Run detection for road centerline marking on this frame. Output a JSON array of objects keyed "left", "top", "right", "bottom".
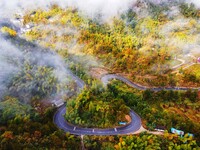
[{"left": 114, "top": 128, "right": 117, "bottom": 132}]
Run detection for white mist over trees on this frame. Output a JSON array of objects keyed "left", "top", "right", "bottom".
[
  {"left": 0, "top": 0, "right": 199, "bottom": 100},
  {"left": 0, "top": 0, "right": 199, "bottom": 20},
  {"left": 188, "top": 0, "right": 200, "bottom": 8},
  {"left": 0, "top": 0, "right": 137, "bottom": 21},
  {"left": 0, "top": 35, "right": 73, "bottom": 102},
  {"left": 0, "top": 38, "right": 22, "bottom": 98}
]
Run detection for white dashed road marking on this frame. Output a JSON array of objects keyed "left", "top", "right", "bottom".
[{"left": 114, "top": 128, "right": 117, "bottom": 132}]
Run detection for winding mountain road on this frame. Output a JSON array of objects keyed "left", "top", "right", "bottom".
[
  {"left": 172, "top": 58, "right": 185, "bottom": 70},
  {"left": 54, "top": 72, "right": 199, "bottom": 135},
  {"left": 101, "top": 74, "right": 200, "bottom": 92},
  {"left": 2, "top": 18, "right": 199, "bottom": 136},
  {"left": 54, "top": 106, "right": 141, "bottom": 135},
  {"left": 53, "top": 71, "right": 142, "bottom": 135}
]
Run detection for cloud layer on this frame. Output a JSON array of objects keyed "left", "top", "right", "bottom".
[
  {"left": 0, "top": 0, "right": 137, "bottom": 20},
  {"left": 1, "top": 0, "right": 199, "bottom": 21}
]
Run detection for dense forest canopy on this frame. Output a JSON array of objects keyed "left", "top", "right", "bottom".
[{"left": 0, "top": 0, "right": 199, "bottom": 149}]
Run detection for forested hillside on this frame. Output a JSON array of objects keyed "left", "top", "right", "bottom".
[
  {"left": 0, "top": 0, "right": 199, "bottom": 149},
  {"left": 22, "top": 1, "right": 200, "bottom": 87}
]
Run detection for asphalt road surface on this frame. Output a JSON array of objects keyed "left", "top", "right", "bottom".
[
  {"left": 54, "top": 106, "right": 141, "bottom": 135},
  {"left": 54, "top": 73, "right": 199, "bottom": 135},
  {"left": 53, "top": 72, "right": 142, "bottom": 135},
  {"left": 101, "top": 74, "right": 200, "bottom": 92},
  {"left": 2, "top": 18, "right": 198, "bottom": 136}
]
